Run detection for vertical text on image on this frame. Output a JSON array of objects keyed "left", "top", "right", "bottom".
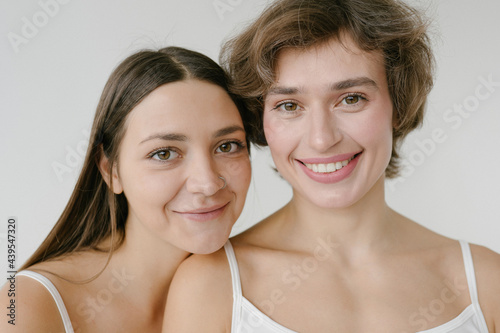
[{"left": 5, "top": 217, "right": 18, "bottom": 326}]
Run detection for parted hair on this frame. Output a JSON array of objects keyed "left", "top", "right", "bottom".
[
  {"left": 220, "top": 0, "right": 435, "bottom": 177},
  {"left": 21, "top": 46, "right": 250, "bottom": 273}
]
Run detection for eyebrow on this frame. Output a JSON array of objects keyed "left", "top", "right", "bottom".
[
  {"left": 267, "top": 77, "right": 378, "bottom": 95},
  {"left": 213, "top": 125, "right": 245, "bottom": 139},
  {"left": 139, "top": 125, "right": 245, "bottom": 145},
  {"left": 140, "top": 133, "right": 188, "bottom": 144},
  {"left": 332, "top": 77, "right": 378, "bottom": 90}
]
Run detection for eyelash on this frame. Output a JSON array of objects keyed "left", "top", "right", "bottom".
[
  {"left": 342, "top": 93, "right": 367, "bottom": 106},
  {"left": 147, "top": 147, "right": 179, "bottom": 162},
  {"left": 216, "top": 140, "right": 246, "bottom": 154},
  {"left": 271, "top": 93, "right": 368, "bottom": 113},
  {"left": 147, "top": 140, "right": 246, "bottom": 163},
  {"left": 272, "top": 100, "right": 301, "bottom": 113}
]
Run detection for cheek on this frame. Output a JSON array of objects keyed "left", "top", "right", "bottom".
[
  {"left": 223, "top": 156, "right": 252, "bottom": 193},
  {"left": 373, "top": 109, "right": 393, "bottom": 144},
  {"left": 263, "top": 113, "right": 301, "bottom": 166},
  {"left": 119, "top": 163, "right": 182, "bottom": 211},
  {"left": 357, "top": 108, "right": 394, "bottom": 157},
  {"left": 263, "top": 112, "right": 295, "bottom": 146}
]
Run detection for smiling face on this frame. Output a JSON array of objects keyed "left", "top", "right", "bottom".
[
  {"left": 263, "top": 36, "right": 394, "bottom": 209},
  {"left": 113, "top": 79, "right": 251, "bottom": 254}
]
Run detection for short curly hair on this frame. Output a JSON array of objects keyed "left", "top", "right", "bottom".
[{"left": 220, "top": 0, "right": 435, "bottom": 178}]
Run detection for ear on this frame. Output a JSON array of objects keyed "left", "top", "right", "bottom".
[{"left": 97, "top": 146, "right": 123, "bottom": 194}]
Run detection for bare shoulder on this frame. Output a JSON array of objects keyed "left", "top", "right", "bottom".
[
  {"left": 163, "top": 248, "right": 232, "bottom": 333},
  {"left": 469, "top": 243, "right": 500, "bottom": 330},
  {"left": 0, "top": 272, "right": 65, "bottom": 332},
  {"left": 470, "top": 243, "right": 500, "bottom": 290}
]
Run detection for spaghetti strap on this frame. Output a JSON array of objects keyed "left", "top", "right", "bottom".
[
  {"left": 458, "top": 240, "right": 489, "bottom": 332},
  {"left": 16, "top": 270, "right": 74, "bottom": 333},
  {"left": 459, "top": 240, "right": 479, "bottom": 304},
  {"left": 224, "top": 240, "right": 243, "bottom": 332}
]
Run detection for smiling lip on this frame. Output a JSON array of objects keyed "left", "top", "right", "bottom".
[
  {"left": 296, "top": 152, "right": 362, "bottom": 184},
  {"left": 298, "top": 152, "right": 361, "bottom": 165},
  {"left": 175, "top": 203, "right": 229, "bottom": 222}
]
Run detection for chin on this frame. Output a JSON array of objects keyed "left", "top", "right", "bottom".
[
  {"left": 184, "top": 234, "right": 228, "bottom": 255},
  {"left": 316, "top": 199, "right": 357, "bottom": 210},
  {"left": 299, "top": 188, "right": 355, "bottom": 209}
]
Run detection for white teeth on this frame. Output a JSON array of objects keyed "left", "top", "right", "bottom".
[{"left": 304, "top": 157, "right": 353, "bottom": 174}]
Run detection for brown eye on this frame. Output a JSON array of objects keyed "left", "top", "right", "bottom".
[
  {"left": 150, "top": 149, "right": 178, "bottom": 162},
  {"left": 282, "top": 102, "right": 299, "bottom": 111},
  {"left": 155, "top": 150, "right": 171, "bottom": 160},
  {"left": 219, "top": 143, "right": 232, "bottom": 153},
  {"left": 345, "top": 95, "right": 360, "bottom": 104},
  {"left": 216, "top": 141, "right": 243, "bottom": 154}
]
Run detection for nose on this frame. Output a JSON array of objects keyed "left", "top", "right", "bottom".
[
  {"left": 306, "top": 107, "right": 342, "bottom": 152},
  {"left": 185, "top": 153, "right": 224, "bottom": 196}
]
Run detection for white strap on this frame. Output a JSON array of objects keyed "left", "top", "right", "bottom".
[
  {"left": 458, "top": 240, "right": 489, "bottom": 332},
  {"left": 16, "top": 270, "right": 74, "bottom": 333},
  {"left": 224, "top": 240, "right": 243, "bottom": 332},
  {"left": 459, "top": 240, "right": 479, "bottom": 304}
]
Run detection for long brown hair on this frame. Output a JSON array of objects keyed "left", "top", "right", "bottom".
[
  {"left": 220, "top": 0, "right": 435, "bottom": 178},
  {"left": 21, "top": 46, "right": 251, "bottom": 272}
]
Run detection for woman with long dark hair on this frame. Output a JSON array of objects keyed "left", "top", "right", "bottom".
[{"left": 0, "top": 46, "right": 252, "bottom": 332}]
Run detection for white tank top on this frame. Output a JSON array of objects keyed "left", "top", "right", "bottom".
[
  {"left": 16, "top": 270, "right": 74, "bottom": 333},
  {"left": 223, "top": 240, "right": 489, "bottom": 333}
]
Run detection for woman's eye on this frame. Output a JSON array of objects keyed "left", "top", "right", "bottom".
[
  {"left": 150, "top": 149, "right": 178, "bottom": 161},
  {"left": 345, "top": 95, "right": 360, "bottom": 104},
  {"left": 283, "top": 102, "right": 298, "bottom": 111},
  {"left": 341, "top": 94, "right": 366, "bottom": 106},
  {"left": 154, "top": 151, "right": 170, "bottom": 160},
  {"left": 275, "top": 101, "right": 301, "bottom": 112},
  {"left": 216, "top": 141, "right": 243, "bottom": 153}
]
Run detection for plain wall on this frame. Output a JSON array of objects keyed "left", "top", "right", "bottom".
[{"left": 1, "top": 0, "right": 499, "bottom": 277}]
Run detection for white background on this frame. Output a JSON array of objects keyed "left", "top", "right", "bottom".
[{"left": 1, "top": 0, "right": 499, "bottom": 275}]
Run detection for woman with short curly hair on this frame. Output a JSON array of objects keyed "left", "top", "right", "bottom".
[{"left": 163, "top": 1, "right": 500, "bottom": 332}]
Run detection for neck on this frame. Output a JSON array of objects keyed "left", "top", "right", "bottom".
[
  {"left": 278, "top": 176, "right": 398, "bottom": 255},
  {"left": 106, "top": 219, "right": 190, "bottom": 320}
]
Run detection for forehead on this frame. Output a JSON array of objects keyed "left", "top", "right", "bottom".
[
  {"left": 272, "top": 36, "right": 386, "bottom": 89},
  {"left": 124, "top": 79, "right": 242, "bottom": 140}
]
